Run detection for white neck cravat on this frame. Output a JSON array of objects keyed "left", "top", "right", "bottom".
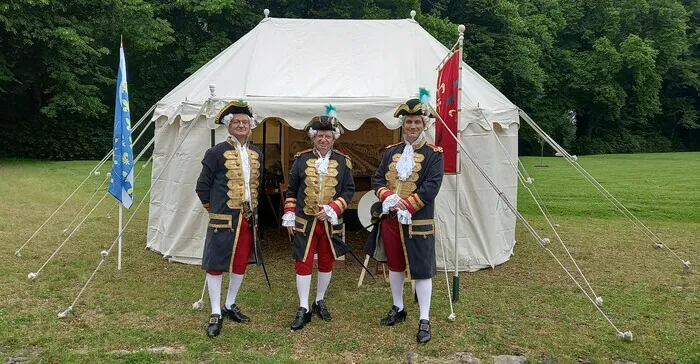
[
  {"left": 314, "top": 149, "right": 332, "bottom": 182},
  {"left": 397, "top": 132, "right": 425, "bottom": 181}
]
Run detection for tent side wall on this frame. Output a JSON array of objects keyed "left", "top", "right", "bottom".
[{"left": 431, "top": 111, "right": 519, "bottom": 272}]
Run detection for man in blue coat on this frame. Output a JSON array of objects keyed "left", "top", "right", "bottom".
[
  {"left": 364, "top": 98, "right": 444, "bottom": 344},
  {"left": 195, "top": 100, "right": 264, "bottom": 337},
  {"left": 282, "top": 107, "right": 355, "bottom": 331}
]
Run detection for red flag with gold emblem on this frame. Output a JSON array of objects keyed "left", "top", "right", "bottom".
[{"left": 436, "top": 51, "right": 460, "bottom": 173}]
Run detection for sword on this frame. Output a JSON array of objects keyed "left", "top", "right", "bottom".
[
  {"left": 344, "top": 244, "right": 375, "bottom": 278},
  {"left": 248, "top": 202, "right": 271, "bottom": 290}
]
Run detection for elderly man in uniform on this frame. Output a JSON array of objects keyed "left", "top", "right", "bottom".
[
  {"left": 364, "top": 97, "right": 444, "bottom": 344},
  {"left": 282, "top": 106, "right": 355, "bottom": 331},
  {"left": 195, "top": 100, "right": 264, "bottom": 337}
]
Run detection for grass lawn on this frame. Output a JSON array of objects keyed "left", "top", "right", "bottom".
[{"left": 0, "top": 153, "right": 698, "bottom": 363}]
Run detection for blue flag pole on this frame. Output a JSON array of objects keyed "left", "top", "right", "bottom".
[{"left": 108, "top": 35, "right": 134, "bottom": 270}]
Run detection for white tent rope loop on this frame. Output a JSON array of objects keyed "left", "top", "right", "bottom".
[
  {"left": 59, "top": 99, "right": 210, "bottom": 315},
  {"left": 31, "top": 193, "right": 110, "bottom": 279},
  {"left": 192, "top": 278, "right": 207, "bottom": 310},
  {"left": 430, "top": 105, "right": 626, "bottom": 337},
  {"left": 15, "top": 104, "right": 156, "bottom": 256},
  {"left": 482, "top": 109, "right": 599, "bottom": 299},
  {"left": 520, "top": 110, "right": 688, "bottom": 267}
]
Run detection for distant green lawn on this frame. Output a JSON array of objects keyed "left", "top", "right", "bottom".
[{"left": 0, "top": 153, "right": 698, "bottom": 363}]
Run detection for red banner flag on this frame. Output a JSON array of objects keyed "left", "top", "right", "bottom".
[{"left": 436, "top": 51, "right": 460, "bottom": 174}]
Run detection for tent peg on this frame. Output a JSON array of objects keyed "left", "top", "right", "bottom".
[{"left": 617, "top": 331, "right": 633, "bottom": 342}]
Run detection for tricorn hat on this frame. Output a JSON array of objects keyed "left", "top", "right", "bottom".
[
  {"left": 394, "top": 87, "right": 436, "bottom": 118},
  {"left": 304, "top": 104, "right": 343, "bottom": 135},
  {"left": 215, "top": 99, "right": 254, "bottom": 124}
]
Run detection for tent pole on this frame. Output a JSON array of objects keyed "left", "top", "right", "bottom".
[
  {"left": 261, "top": 120, "right": 268, "bottom": 238},
  {"left": 118, "top": 204, "right": 123, "bottom": 271},
  {"left": 452, "top": 24, "right": 465, "bottom": 303}
]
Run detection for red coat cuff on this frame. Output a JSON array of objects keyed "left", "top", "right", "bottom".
[
  {"left": 284, "top": 198, "right": 297, "bottom": 213},
  {"left": 376, "top": 187, "right": 393, "bottom": 202},
  {"left": 405, "top": 194, "right": 425, "bottom": 214},
  {"left": 329, "top": 197, "right": 348, "bottom": 216}
]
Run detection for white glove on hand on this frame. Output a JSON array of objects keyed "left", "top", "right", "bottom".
[
  {"left": 397, "top": 209, "right": 412, "bottom": 225},
  {"left": 382, "top": 193, "right": 401, "bottom": 214},
  {"left": 322, "top": 205, "right": 339, "bottom": 225},
  {"left": 282, "top": 211, "right": 295, "bottom": 227}
]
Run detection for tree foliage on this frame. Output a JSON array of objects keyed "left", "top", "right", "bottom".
[{"left": 1, "top": 0, "right": 699, "bottom": 159}]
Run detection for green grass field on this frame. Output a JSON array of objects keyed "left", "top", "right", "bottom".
[{"left": 0, "top": 153, "right": 698, "bottom": 363}]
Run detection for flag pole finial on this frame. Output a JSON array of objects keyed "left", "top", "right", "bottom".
[{"left": 120, "top": 34, "right": 123, "bottom": 48}]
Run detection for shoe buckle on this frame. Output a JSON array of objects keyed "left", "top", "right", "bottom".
[{"left": 210, "top": 317, "right": 220, "bottom": 324}]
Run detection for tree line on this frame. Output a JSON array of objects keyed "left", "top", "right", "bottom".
[{"left": 1, "top": 0, "right": 699, "bottom": 159}]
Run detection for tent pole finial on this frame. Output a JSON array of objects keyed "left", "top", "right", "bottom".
[
  {"left": 209, "top": 84, "right": 216, "bottom": 97},
  {"left": 264, "top": 9, "right": 270, "bottom": 18},
  {"left": 410, "top": 10, "right": 416, "bottom": 20}
]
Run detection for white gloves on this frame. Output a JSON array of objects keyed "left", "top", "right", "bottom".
[
  {"left": 382, "top": 193, "right": 401, "bottom": 214},
  {"left": 381, "top": 193, "right": 412, "bottom": 225},
  {"left": 282, "top": 211, "right": 295, "bottom": 227},
  {"left": 322, "top": 205, "right": 339, "bottom": 225}
]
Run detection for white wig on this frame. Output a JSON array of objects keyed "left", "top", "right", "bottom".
[
  {"left": 222, "top": 113, "right": 259, "bottom": 129},
  {"left": 308, "top": 126, "right": 341, "bottom": 140}
]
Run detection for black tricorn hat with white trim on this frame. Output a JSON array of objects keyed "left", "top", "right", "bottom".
[{"left": 215, "top": 99, "right": 253, "bottom": 124}]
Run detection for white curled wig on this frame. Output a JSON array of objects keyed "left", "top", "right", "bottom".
[
  {"left": 222, "top": 113, "right": 259, "bottom": 128},
  {"left": 307, "top": 123, "right": 342, "bottom": 140}
]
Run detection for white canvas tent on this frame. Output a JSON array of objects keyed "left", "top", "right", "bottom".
[{"left": 146, "top": 16, "right": 520, "bottom": 271}]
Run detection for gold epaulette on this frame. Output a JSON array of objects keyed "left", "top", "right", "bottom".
[
  {"left": 427, "top": 143, "right": 444, "bottom": 153},
  {"left": 333, "top": 149, "right": 349, "bottom": 157},
  {"left": 334, "top": 149, "right": 353, "bottom": 169},
  {"left": 385, "top": 142, "right": 403, "bottom": 149},
  {"left": 294, "top": 149, "right": 312, "bottom": 158}
]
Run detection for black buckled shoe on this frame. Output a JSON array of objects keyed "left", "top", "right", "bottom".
[
  {"left": 206, "top": 314, "right": 223, "bottom": 337},
  {"left": 290, "top": 307, "right": 312, "bottom": 331},
  {"left": 222, "top": 304, "right": 250, "bottom": 323},
  {"left": 380, "top": 305, "right": 407, "bottom": 326},
  {"left": 416, "top": 319, "right": 431, "bottom": 344},
  {"left": 311, "top": 300, "right": 332, "bottom": 321}
]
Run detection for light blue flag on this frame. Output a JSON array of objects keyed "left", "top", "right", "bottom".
[{"left": 108, "top": 43, "right": 134, "bottom": 208}]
